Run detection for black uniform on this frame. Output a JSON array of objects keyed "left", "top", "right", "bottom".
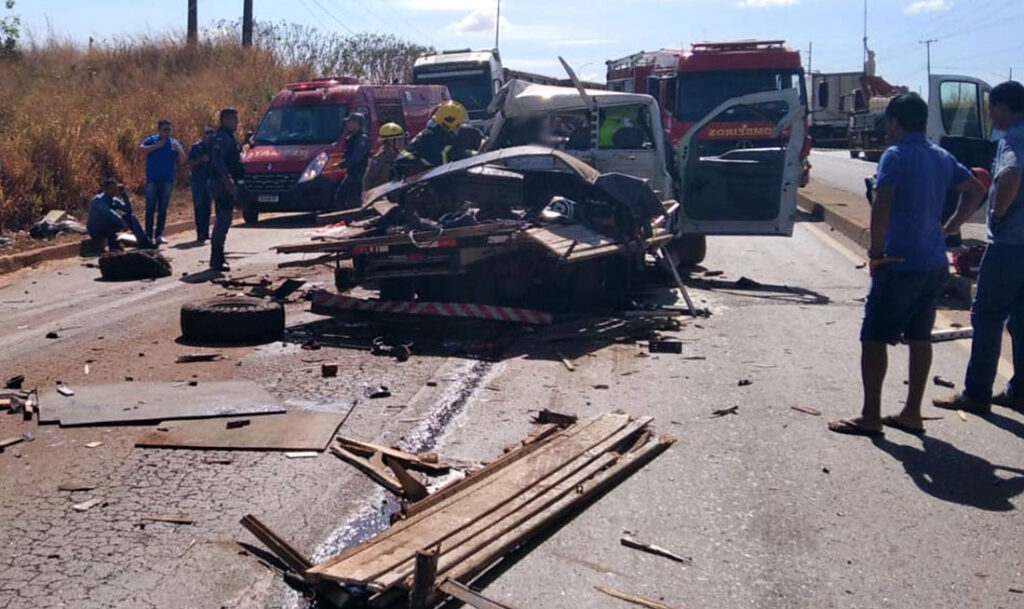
[
  {"left": 395, "top": 121, "right": 456, "bottom": 177},
  {"left": 207, "top": 126, "right": 243, "bottom": 268},
  {"left": 336, "top": 127, "right": 371, "bottom": 207}
]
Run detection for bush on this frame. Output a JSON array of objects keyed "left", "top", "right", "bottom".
[{"left": 0, "top": 23, "right": 431, "bottom": 231}]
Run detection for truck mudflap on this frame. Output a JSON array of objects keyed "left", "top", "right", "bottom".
[{"left": 309, "top": 291, "right": 554, "bottom": 325}]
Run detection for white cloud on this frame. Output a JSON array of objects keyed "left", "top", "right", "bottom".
[
  {"left": 447, "top": 9, "right": 509, "bottom": 35},
  {"left": 401, "top": 0, "right": 496, "bottom": 11},
  {"left": 905, "top": 0, "right": 953, "bottom": 15},
  {"left": 545, "top": 38, "right": 615, "bottom": 47},
  {"left": 737, "top": 0, "right": 799, "bottom": 7}
]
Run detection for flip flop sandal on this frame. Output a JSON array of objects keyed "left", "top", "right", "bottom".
[
  {"left": 827, "top": 418, "right": 885, "bottom": 438},
  {"left": 882, "top": 415, "right": 925, "bottom": 435}
]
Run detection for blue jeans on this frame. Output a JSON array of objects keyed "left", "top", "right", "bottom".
[
  {"left": 190, "top": 180, "right": 212, "bottom": 240},
  {"left": 963, "top": 242, "right": 1024, "bottom": 402},
  {"left": 88, "top": 213, "right": 148, "bottom": 250},
  {"left": 145, "top": 181, "right": 173, "bottom": 241}
]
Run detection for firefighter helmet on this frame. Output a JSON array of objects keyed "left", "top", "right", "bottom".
[
  {"left": 379, "top": 122, "right": 405, "bottom": 140},
  {"left": 433, "top": 101, "right": 468, "bottom": 132}
]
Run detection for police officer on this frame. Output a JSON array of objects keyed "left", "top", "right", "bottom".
[
  {"left": 395, "top": 101, "right": 468, "bottom": 177},
  {"left": 363, "top": 122, "right": 405, "bottom": 191},
  {"left": 207, "top": 107, "right": 244, "bottom": 272},
  {"left": 334, "top": 113, "right": 371, "bottom": 208}
]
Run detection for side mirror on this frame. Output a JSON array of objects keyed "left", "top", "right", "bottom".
[
  {"left": 817, "top": 82, "right": 829, "bottom": 109},
  {"left": 244, "top": 130, "right": 254, "bottom": 146}
]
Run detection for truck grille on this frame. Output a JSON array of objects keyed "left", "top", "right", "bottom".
[{"left": 244, "top": 172, "right": 300, "bottom": 192}]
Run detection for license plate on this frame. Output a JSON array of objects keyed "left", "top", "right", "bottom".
[{"left": 257, "top": 194, "right": 279, "bottom": 203}]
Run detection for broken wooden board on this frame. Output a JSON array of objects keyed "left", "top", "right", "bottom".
[
  {"left": 307, "top": 413, "right": 675, "bottom": 597},
  {"left": 38, "top": 380, "right": 284, "bottom": 427},
  {"left": 135, "top": 412, "right": 344, "bottom": 452},
  {"left": 524, "top": 224, "right": 627, "bottom": 262},
  {"left": 595, "top": 586, "right": 676, "bottom": 609},
  {"left": 331, "top": 445, "right": 404, "bottom": 496},
  {"left": 336, "top": 437, "right": 449, "bottom": 475},
  {"left": 437, "top": 579, "right": 523, "bottom": 609}
]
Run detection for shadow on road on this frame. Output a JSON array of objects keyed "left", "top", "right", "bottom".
[
  {"left": 876, "top": 434, "right": 1024, "bottom": 511},
  {"left": 684, "top": 275, "right": 831, "bottom": 306}
]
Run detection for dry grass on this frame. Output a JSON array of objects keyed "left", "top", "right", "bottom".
[{"left": 0, "top": 35, "right": 312, "bottom": 230}]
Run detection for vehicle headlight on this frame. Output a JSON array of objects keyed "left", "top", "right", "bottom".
[{"left": 298, "top": 151, "right": 329, "bottom": 183}]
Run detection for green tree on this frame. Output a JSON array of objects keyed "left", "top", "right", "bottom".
[{"left": 0, "top": 0, "right": 19, "bottom": 61}]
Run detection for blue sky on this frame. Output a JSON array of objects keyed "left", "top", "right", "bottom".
[{"left": 11, "top": 0, "right": 1024, "bottom": 93}]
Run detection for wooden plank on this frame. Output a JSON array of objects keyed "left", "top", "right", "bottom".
[
  {"left": 620, "top": 536, "right": 691, "bottom": 564},
  {"left": 143, "top": 514, "right": 194, "bottom": 525},
  {"left": 409, "top": 548, "right": 439, "bottom": 609},
  {"left": 0, "top": 436, "right": 24, "bottom": 450},
  {"left": 524, "top": 225, "right": 628, "bottom": 262},
  {"left": 382, "top": 419, "right": 654, "bottom": 590},
  {"left": 309, "top": 414, "right": 632, "bottom": 586},
  {"left": 404, "top": 423, "right": 563, "bottom": 519},
  {"left": 595, "top": 587, "right": 676, "bottom": 609},
  {"left": 442, "top": 436, "right": 675, "bottom": 587},
  {"left": 384, "top": 455, "right": 429, "bottom": 502},
  {"left": 331, "top": 446, "right": 404, "bottom": 496},
  {"left": 240, "top": 514, "right": 313, "bottom": 576},
  {"left": 438, "top": 579, "right": 524, "bottom": 609},
  {"left": 337, "top": 437, "right": 450, "bottom": 475},
  {"left": 40, "top": 380, "right": 284, "bottom": 426},
  {"left": 134, "top": 412, "right": 344, "bottom": 452}
]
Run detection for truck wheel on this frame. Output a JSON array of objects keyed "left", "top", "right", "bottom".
[
  {"left": 98, "top": 250, "right": 172, "bottom": 282},
  {"left": 849, "top": 150, "right": 859, "bottom": 159},
  {"left": 669, "top": 234, "right": 707, "bottom": 268},
  {"left": 180, "top": 296, "right": 284, "bottom": 344},
  {"left": 242, "top": 208, "right": 259, "bottom": 224}
]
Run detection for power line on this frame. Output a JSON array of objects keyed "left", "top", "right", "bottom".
[
  {"left": 374, "top": 0, "right": 438, "bottom": 46},
  {"left": 308, "top": 0, "right": 355, "bottom": 35}
]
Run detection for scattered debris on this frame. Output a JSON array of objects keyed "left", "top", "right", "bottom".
[
  {"left": 735, "top": 276, "right": 762, "bottom": 289},
  {"left": 284, "top": 451, "right": 319, "bottom": 459},
  {"left": 649, "top": 339, "right": 683, "bottom": 354},
  {"left": 437, "top": 578, "right": 524, "bottom": 609},
  {"left": 85, "top": 441, "right": 103, "bottom": 448},
  {"left": 1, "top": 436, "right": 25, "bottom": 451},
  {"left": 143, "top": 514, "right": 194, "bottom": 525},
  {"left": 5, "top": 375, "right": 24, "bottom": 390},
  {"left": 737, "top": 379, "right": 752, "bottom": 387},
  {"left": 99, "top": 249, "right": 172, "bottom": 281},
  {"left": 371, "top": 336, "right": 413, "bottom": 362},
  {"left": 56, "top": 385, "right": 75, "bottom": 397},
  {"left": 711, "top": 406, "right": 739, "bottom": 417},
  {"left": 330, "top": 444, "right": 404, "bottom": 496},
  {"left": 595, "top": 586, "right": 676, "bottom": 609},
  {"left": 226, "top": 419, "right": 251, "bottom": 430},
  {"left": 321, "top": 363, "right": 339, "bottom": 378},
  {"left": 21, "top": 431, "right": 34, "bottom": 442},
  {"left": 932, "top": 327, "right": 973, "bottom": 343},
  {"left": 203, "top": 457, "right": 234, "bottom": 465},
  {"left": 533, "top": 409, "right": 578, "bottom": 427},
  {"left": 269, "top": 278, "right": 306, "bottom": 300},
  {"left": 790, "top": 406, "right": 822, "bottom": 416},
  {"left": 175, "top": 353, "right": 223, "bottom": 363},
  {"left": 366, "top": 385, "right": 391, "bottom": 399},
  {"left": 58, "top": 482, "right": 97, "bottom": 492},
  {"left": 703, "top": 270, "right": 724, "bottom": 277},
  {"left": 620, "top": 535, "right": 692, "bottom": 564},
  {"left": 957, "top": 410, "right": 968, "bottom": 422},
  {"left": 240, "top": 514, "right": 312, "bottom": 578},
  {"left": 301, "top": 339, "right": 322, "bottom": 351},
  {"left": 1009, "top": 587, "right": 1023, "bottom": 594},
  {"left": 933, "top": 376, "right": 956, "bottom": 389},
  {"left": 71, "top": 498, "right": 105, "bottom": 512},
  {"left": 593, "top": 383, "right": 610, "bottom": 390},
  {"left": 555, "top": 348, "right": 575, "bottom": 372},
  {"left": 336, "top": 436, "right": 449, "bottom": 475}
]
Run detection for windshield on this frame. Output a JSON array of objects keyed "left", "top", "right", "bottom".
[
  {"left": 414, "top": 67, "right": 493, "bottom": 117},
  {"left": 675, "top": 69, "right": 805, "bottom": 123},
  {"left": 254, "top": 104, "right": 346, "bottom": 145}
]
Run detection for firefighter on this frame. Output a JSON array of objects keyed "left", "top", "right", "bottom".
[
  {"left": 334, "top": 113, "right": 371, "bottom": 208},
  {"left": 395, "top": 101, "right": 467, "bottom": 177},
  {"left": 363, "top": 122, "right": 406, "bottom": 191},
  {"left": 207, "top": 107, "right": 244, "bottom": 272}
]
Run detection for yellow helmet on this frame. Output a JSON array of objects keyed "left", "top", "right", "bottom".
[
  {"left": 433, "top": 101, "right": 468, "bottom": 132},
  {"left": 379, "top": 122, "right": 405, "bottom": 140}
]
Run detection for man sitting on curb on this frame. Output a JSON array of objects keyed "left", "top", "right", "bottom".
[
  {"left": 829, "top": 94, "right": 985, "bottom": 437},
  {"left": 935, "top": 81, "right": 1024, "bottom": 414},
  {"left": 86, "top": 178, "right": 153, "bottom": 252}
]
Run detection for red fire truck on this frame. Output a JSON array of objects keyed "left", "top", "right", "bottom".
[{"left": 607, "top": 40, "right": 811, "bottom": 184}]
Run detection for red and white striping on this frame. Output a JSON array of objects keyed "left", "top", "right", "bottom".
[{"left": 311, "top": 292, "right": 553, "bottom": 325}]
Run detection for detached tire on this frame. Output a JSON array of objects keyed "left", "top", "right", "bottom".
[
  {"left": 99, "top": 250, "right": 172, "bottom": 281},
  {"left": 180, "top": 296, "right": 284, "bottom": 344}
]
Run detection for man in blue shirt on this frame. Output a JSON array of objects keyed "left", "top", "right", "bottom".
[
  {"left": 187, "top": 128, "right": 215, "bottom": 242},
  {"left": 936, "top": 81, "right": 1024, "bottom": 414},
  {"left": 140, "top": 119, "right": 185, "bottom": 245},
  {"left": 86, "top": 178, "right": 152, "bottom": 251},
  {"left": 830, "top": 94, "right": 985, "bottom": 437}
]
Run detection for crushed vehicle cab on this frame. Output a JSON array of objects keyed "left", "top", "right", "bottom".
[
  {"left": 485, "top": 80, "right": 805, "bottom": 265},
  {"left": 277, "top": 146, "right": 675, "bottom": 312},
  {"left": 485, "top": 80, "right": 674, "bottom": 201}
]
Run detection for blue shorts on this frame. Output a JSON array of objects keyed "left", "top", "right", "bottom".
[{"left": 860, "top": 267, "right": 948, "bottom": 345}]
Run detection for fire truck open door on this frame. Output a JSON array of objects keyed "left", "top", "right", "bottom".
[{"left": 672, "top": 89, "right": 803, "bottom": 237}]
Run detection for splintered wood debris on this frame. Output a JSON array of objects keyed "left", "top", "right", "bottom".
[{"left": 259, "top": 412, "right": 673, "bottom": 608}]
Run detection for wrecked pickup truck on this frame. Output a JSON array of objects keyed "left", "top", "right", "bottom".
[
  {"left": 484, "top": 79, "right": 807, "bottom": 265},
  {"left": 276, "top": 145, "right": 676, "bottom": 312}
]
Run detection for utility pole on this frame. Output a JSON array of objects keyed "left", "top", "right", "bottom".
[
  {"left": 862, "top": 0, "right": 868, "bottom": 66},
  {"left": 187, "top": 0, "right": 197, "bottom": 45},
  {"left": 919, "top": 38, "right": 937, "bottom": 78},
  {"left": 495, "top": 0, "right": 501, "bottom": 50},
  {"left": 242, "top": 0, "right": 253, "bottom": 47},
  {"left": 807, "top": 41, "right": 813, "bottom": 109}
]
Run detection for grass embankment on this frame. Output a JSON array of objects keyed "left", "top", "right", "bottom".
[{"left": 0, "top": 37, "right": 312, "bottom": 231}]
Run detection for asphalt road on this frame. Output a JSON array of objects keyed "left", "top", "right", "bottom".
[
  {"left": 1, "top": 213, "right": 1022, "bottom": 609},
  {"left": 810, "top": 149, "right": 877, "bottom": 196}
]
